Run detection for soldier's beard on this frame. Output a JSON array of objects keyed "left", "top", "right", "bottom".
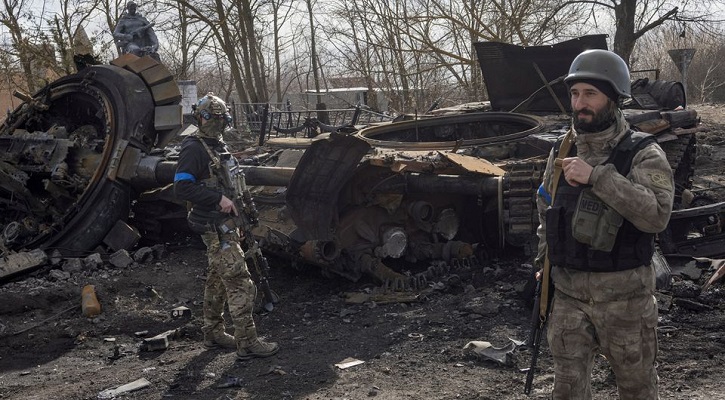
[{"left": 573, "top": 101, "right": 617, "bottom": 133}]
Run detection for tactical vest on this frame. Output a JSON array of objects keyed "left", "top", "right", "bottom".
[
  {"left": 546, "top": 130, "right": 657, "bottom": 272},
  {"left": 186, "top": 136, "right": 233, "bottom": 233}
]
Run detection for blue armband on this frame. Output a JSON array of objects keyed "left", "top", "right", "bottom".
[
  {"left": 537, "top": 183, "right": 551, "bottom": 205},
  {"left": 174, "top": 172, "right": 196, "bottom": 182}
]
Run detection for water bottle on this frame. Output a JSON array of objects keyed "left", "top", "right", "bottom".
[{"left": 81, "top": 284, "right": 101, "bottom": 317}]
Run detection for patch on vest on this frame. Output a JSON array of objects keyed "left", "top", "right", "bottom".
[
  {"left": 578, "top": 197, "right": 601, "bottom": 215},
  {"left": 648, "top": 173, "right": 672, "bottom": 190}
]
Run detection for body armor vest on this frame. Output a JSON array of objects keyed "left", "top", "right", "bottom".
[
  {"left": 186, "top": 136, "right": 235, "bottom": 233},
  {"left": 546, "top": 130, "right": 657, "bottom": 272}
]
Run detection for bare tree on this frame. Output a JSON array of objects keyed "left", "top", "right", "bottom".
[
  {"left": 693, "top": 47, "right": 725, "bottom": 103},
  {"left": 326, "top": 0, "right": 381, "bottom": 110},
  {"left": 637, "top": 22, "right": 725, "bottom": 103},
  {"left": 304, "top": 0, "right": 324, "bottom": 109},
  {"left": 539, "top": 0, "right": 725, "bottom": 65},
  {"left": 98, "top": 0, "right": 128, "bottom": 57},
  {"left": 261, "top": 0, "right": 294, "bottom": 103},
  {"left": 173, "top": 0, "right": 269, "bottom": 104},
  {"left": 1, "top": 0, "right": 43, "bottom": 92},
  {"left": 322, "top": 0, "right": 584, "bottom": 112},
  {"left": 47, "top": 0, "right": 101, "bottom": 75},
  {"left": 159, "top": 1, "right": 211, "bottom": 80}
]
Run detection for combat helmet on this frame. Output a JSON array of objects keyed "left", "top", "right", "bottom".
[
  {"left": 564, "top": 49, "right": 631, "bottom": 99},
  {"left": 193, "top": 92, "right": 233, "bottom": 138}
]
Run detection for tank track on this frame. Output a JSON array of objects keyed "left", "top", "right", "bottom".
[
  {"left": 373, "top": 255, "right": 481, "bottom": 296},
  {"left": 503, "top": 159, "right": 547, "bottom": 248},
  {"left": 659, "top": 133, "right": 696, "bottom": 207}
]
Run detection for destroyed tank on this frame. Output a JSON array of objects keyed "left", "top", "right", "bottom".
[
  {"left": 0, "top": 54, "right": 184, "bottom": 278},
  {"left": 240, "top": 35, "right": 723, "bottom": 285},
  {"left": 244, "top": 107, "right": 708, "bottom": 285},
  {"left": 1, "top": 37, "right": 723, "bottom": 286}
]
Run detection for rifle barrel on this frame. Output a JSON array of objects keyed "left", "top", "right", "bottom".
[
  {"left": 524, "top": 328, "right": 541, "bottom": 395},
  {"left": 524, "top": 279, "right": 543, "bottom": 394}
]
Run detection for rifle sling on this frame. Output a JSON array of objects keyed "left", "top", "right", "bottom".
[
  {"left": 539, "top": 129, "right": 574, "bottom": 321},
  {"left": 194, "top": 134, "right": 222, "bottom": 171},
  {"left": 195, "top": 135, "right": 235, "bottom": 200}
]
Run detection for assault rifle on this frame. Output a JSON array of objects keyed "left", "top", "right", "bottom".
[
  {"left": 524, "top": 273, "right": 552, "bottom": 394},
  {"left": 524, "top": 130, "right": 571, "bottom": 394},
  {"left": 217, "top": 152, "right": 279, "bottom": 312}
]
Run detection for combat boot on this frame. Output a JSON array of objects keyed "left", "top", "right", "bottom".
[
  {"left": 234, "top": 320, "right": 279, "bottom": 360},
  {"left": 203, "top": 331, "right": 237, "bottom": 350},
  {"left": 236, "top": 338, "right": 279, "bottom": 360}
]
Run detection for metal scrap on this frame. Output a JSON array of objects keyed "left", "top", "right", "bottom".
[
  {"left": 216, "top": 376, "right": 244, "bottom": 388},
  {"left": 98, "top": 378, "right": 151, "bottom": 399},
  {"left": 463, "top": 339, "right": 524, "bottom": 366},
  {"left": 0, "top": 249, "right": 48, "bottom": 280},
  {"left": 335, "top": 357, "right": 365, "bottom": 369}
]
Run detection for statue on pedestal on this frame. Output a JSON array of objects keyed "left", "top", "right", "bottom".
[{"left": 113, "top": 1, "right": 159, "bottom": 60}]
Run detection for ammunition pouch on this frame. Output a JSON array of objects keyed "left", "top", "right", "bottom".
[
  {"left": 201, "top": 175, "right": 220, "bottom": 189},
  {"left": 187, "top": 208, "right": 224, "bottom": 234},
  {"left": 571, "top": 188, "right": 623, "bottom": 252},
  {"left": 217, "top": 216, "right": 243, "bottom": 235}
]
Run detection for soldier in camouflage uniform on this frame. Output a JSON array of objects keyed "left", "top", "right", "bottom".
[
  {"left": 174, "top": 93, "right": 279, "bottom": 360},
  {"left": 535, "top": 50, "right": 674, "bottom": 399}
]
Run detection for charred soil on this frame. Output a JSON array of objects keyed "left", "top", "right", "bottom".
[{"left": 1, "top": 105, "right": 725, "bottom": 400}]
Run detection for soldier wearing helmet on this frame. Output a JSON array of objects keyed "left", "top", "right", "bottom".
[
  {"left": 534, "top": 50, "right": 674, "bottom": 399},
  {"left": 113, "top": 0, "right": 159, "bottom": 59},
  {"left": 193, "top": 92, "right": 234, "bottom": 139},
  {"left": 174, "top": 93, "right": 279, "bottom": 361}
]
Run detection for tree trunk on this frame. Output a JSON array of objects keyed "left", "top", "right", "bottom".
[
  {"left": 306, "top": 0, "right": 323, "bottom": 107},
  {"left": 613, "top": 0, "right": 637, "bottom": 65},
  {"left": 214, "top": 0, "right": 251, "bottom": 104}
]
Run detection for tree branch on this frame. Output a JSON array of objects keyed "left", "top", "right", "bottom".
[
  {"left": 540, "top": 0, "right": 614, "bottom": 31},
  {"left": 634, "top": 6, "right": 678, "bottom": 40}
]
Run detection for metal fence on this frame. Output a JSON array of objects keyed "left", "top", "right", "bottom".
[{"left": 230, "top": 101, "right": 393, "bottom": 146}]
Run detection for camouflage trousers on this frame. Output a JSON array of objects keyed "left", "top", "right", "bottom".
[
  {"left": 200, "top": 231, "right": 257, "bottom": 346},
  {"left": 547, "top": 288, "right": 659, "bottom": 400}
]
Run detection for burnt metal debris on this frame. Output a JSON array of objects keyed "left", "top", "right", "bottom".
[
  {"left": 1, "top": 36, "right": 724, "bottom": 290},
  {"left": 0, "top": 53, "right": 182, "bottom": 279}
]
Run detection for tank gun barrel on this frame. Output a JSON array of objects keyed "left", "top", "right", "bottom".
[
  {"left": 240, "top": 166, "right": 501, "bottom": 196},
  {"left": 128, "top": 156, "right": 177, "bottom": 190},
  {"left": 128, "top": 157, "right": 501, "bottom": 197},
  {"left": 240, "top": 166, "right": 296, "bottom": 187},
  {"left": 127, "top": 161, "right": 297, "bottom": 189}
]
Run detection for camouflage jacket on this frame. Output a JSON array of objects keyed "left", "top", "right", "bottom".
[{"left": 535, "top": 110, "right": 674, "bottom": 301}]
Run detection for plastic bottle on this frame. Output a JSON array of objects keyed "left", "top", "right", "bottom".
[{"left": 81, "top": 284, "right": 101, "bottom": 317}]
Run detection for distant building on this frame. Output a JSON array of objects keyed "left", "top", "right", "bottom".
[
  {"left": 289, "top": 87, "right": 422, "bottom": 115},
  {"left": 0, "top": 74, "right": 26, "bottom": 118},
  {"left": 302, "top": 87, "right": 378, "bottom": 110},
  {"left": 177, "top": 80, "right": 198, "bottom": 114},
  {"left": 0, "top": 68, "right": 58, "bottom": 123}
]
